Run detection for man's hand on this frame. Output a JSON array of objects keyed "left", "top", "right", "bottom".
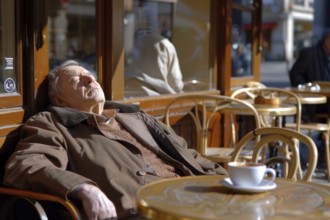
[{"left": 72, "top": 183, "right": 117, "bottom": 220}]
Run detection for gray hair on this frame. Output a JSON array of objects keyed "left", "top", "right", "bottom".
[{"left": 48, "top": 60, "right": 81, "bottom": 104}]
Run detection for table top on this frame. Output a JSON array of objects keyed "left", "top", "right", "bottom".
[
  {"left": 289, "top": 93, "right": 327, "bottom": 104},
  {"left": 222, "top": 102, "right": 297, "bottom": 117},
  {"left": 137, "top": 175, "right": 330, "bottom": 220},
  {"left": 287, "top": 87, "right": 330, "bottom": 98}
]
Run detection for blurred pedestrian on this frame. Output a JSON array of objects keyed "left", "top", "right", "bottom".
[
  {"left": 289, "top": 29, "right": 330, "bottom": 122},
  {"left": 289, "top": 28, "right": 330, "bottom": 86}
]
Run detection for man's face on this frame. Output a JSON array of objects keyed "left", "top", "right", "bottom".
[{"left": 55, "top": 65, "right": 105, "bottom": 111}]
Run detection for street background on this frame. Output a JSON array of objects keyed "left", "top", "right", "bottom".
[{"left": 260, "top": 61, "right": 291, "bottom": 88}]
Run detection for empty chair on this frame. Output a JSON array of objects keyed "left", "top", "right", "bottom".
[
  {"left": 244, "top": 81, "right": 266, "bottom": 88},
  {"left": 164, "top": 94, "right": 261, "bottom": 163},
  {"left": 231, "top": 127, "right": 318, "bottom": 181},
  {"left": 290, "top": 81, "right": 330, "bottom": 181},
  {"left": 231, "top": 87, "right": 302, "bottom": 131}
]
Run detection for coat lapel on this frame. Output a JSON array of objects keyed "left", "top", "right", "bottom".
[{"left": 115, "top": 113, "right": 160, "bottom": 153}]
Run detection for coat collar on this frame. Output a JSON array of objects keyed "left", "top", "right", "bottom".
[{"left": 48, "top": 101, "right": 141, "bottom": 127}]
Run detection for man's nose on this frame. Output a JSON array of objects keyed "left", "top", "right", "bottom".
[{"left": 82, "top": 74, "right": 94, "bottom": 84}]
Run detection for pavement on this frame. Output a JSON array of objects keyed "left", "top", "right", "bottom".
[{"left": 260, "top": 61, "right": 291, "bottom": 88}]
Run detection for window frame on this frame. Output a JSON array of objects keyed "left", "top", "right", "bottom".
[
  {"left": 105, "top": 0, "right": 262, "bottom": 109},
  {"left": 24, "top": 0, "right": 262, "bottom": 117}
]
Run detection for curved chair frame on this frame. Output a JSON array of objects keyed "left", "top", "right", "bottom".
[
  {"left": 231, "top": 87, "right": 302, "bottom": 132},
  {"left": 231, "top": 127, "right": 318, "bottom": 181},
  {"left": 0, "top": 187, "right": 82, "bottom": 220},
  {"left": 164, "top": 94, "right": 261, "bottom": 163}
]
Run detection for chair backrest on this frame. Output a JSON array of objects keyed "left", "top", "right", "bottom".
[
  {"left": 164, "top": 94, "right": 261, "bottom": 155},
  {"left": 244, "top": 81, "right": 266, "bottom": 88},
  {"left": 231, "top": 127, "right": 318, "bottom": 181},
  {"left": 231, "top": 87, "right": 302, "bottom": 132}
]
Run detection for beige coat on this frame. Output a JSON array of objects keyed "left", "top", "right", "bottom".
[{"left": 4, "top": 102, "right": 226, "bottom": 218}]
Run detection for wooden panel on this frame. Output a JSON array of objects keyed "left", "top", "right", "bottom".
[
  {"left": 0, "top": 108, "right": 25, "bottom": 127},
  {"left": 121, "top": 90, "right": 220, "bottom": 118},
  {"left": 0, "top": 127, "right": 21, "bottom": 184},
  {"left": 0, "top": 125, "right": 21, "bottom": 137},
  {"left": 0, "top": 94, "right": 23, "bottom": 108}
]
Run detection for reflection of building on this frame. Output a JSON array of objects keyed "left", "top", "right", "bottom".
[
  {"left": 259, "top": 0, "right": 330, "bottom": 74},
  {"left": 259, "top": 0, "right": 314, "bottom": 63}
]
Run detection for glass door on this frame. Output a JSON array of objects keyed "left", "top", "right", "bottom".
[{"left": 0, "top": 0, "right": 17, "bottom": 95}]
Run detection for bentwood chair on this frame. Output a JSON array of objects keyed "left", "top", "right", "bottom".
[
  {"left": 231, "top": 87, "right": 305, "bottom": 177},
  {"left": 231, "top": 87, "right": 302, "bottom": 132},
  {"left": 164, "top": 94, "right": 261, "bottom": 163},
  {"left": 288, "top": 81, "right": 330, "bottom": 181},
  {"left": 243, "top": 81, "right": 266, "bottom": 89},
  {"left": 231, "top": 127, "right": 318, "bottom": 182},
  {"left": 0, "top": 79, "right": 83, "bottom": 219}
]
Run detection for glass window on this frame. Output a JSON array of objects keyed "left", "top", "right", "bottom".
[
  {"left": 47, "top": 0, "right": 97, "bottom": 76},
  {"left": 231, "top": 8, "right": 252, "bottom": 77},
  {"left": 123, "top": 0, "right": 212, "bottom": 99},
  {"left": 0, "top": 0, "right": 17, "bottom": 94}
]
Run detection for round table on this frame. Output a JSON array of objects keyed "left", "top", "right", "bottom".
[
  {"left": 287, "top": 93, "right": 327, "bottom": 105},
  {"left": 137, "top": 175, "right": 330, "bottom": 220},
  {"left": 221, "top": 103, "right": 297, "bottom": 117}
]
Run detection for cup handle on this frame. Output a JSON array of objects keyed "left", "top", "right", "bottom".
[{"left": 265, "top": 168, "right": 276, "bottom": 183}]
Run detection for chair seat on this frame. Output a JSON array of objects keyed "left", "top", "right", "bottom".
[
  {"left": 205, "top": 147, "right": 254, "bottom": 163},
  {"left": 205, "top": 148, "right": 233, "bottom": 163}
]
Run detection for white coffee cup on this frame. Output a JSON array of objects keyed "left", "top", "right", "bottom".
[{"left": 228, "top": 161, "right": 276, "bottom": 187}]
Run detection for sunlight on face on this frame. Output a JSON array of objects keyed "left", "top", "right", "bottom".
[{"left": 56, "top": 66, "right": 105, "bottom": 112}]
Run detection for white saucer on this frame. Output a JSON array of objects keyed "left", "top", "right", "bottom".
[{"left": 221, "top": 177, "right": 277, "bottom": 193}]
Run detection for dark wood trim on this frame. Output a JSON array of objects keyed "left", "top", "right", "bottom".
[
  {"left": 121, "top": 90, "right": 220, "bottom": 118},
  {"left": 227, "top": 0, "right": 262, "bottom": 90},
  {"left": 252, "top": 0, "right": 262, "bottom": 82},
  {"left": 101, "top": 0, "right": 125, "bottom": 101},
  {"left": 213, "top": 0, "right": 232, "bottom": 96},
  {"left": 96, "top": 0, "right": 105, "bottom": 89}
]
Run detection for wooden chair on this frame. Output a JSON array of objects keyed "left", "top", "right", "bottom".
[
  {"left": 0, "top": 79, "right": 83, "bottom": 219},
  {"left": 231, "top": 87, "right": 302, "bottom": 132},
  {"left": 287, "top": 81, "right": 330, "bottom": 181},
  {"left": 310, "top": 81, "right": 330, "bottom": 122},
  {"left": 243, "top": 81, "right": 266, "bottom": 88},
  {"left": 231, "top": 127, "right": 318, "bottom": 182},
  {"left": 164, "top": 94, "right": 261, "bottom": 163}
]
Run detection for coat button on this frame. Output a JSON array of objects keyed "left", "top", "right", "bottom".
[{"left": 137, "top": 170, "right": 146, "bottom": 176}]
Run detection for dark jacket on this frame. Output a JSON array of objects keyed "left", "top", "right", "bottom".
[
  {"left": 289, "top": 42, "right": 329, "bottom": 86},
  {"left": 4, "top": 101, "right": 227, "bottom": 218},
  {"left": 289, "top": 42, "right": 329, "bottom": 120}
]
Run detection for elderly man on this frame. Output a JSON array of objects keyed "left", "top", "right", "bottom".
[{"left": 4, "top": 60, "right": 226, "bottom": 219}]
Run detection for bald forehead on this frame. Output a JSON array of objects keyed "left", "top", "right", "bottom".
[{"left": 60, "top": 65, "right": 91, "bottom": 76}]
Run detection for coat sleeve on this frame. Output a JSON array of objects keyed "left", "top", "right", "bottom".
[{"left": 4, "top": 112, "right": 96, "bottom": 199}]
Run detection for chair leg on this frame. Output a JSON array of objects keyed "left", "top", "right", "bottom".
[{"left": 323, "top": 130, "right": 330, "bottom": 181}]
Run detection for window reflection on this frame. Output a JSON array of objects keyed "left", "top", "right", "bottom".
[
  {"left": 48, "top": 0, "right": 96, "bottom": 76},
  {"left": 124, "top": 0, "right": 212, "bottom": 99},
  {"left": 0, "top": 0, "right": 17, "bottom": 93},
  {"left": 231, "top": 9, "right": 252, "bottom": 77}
]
